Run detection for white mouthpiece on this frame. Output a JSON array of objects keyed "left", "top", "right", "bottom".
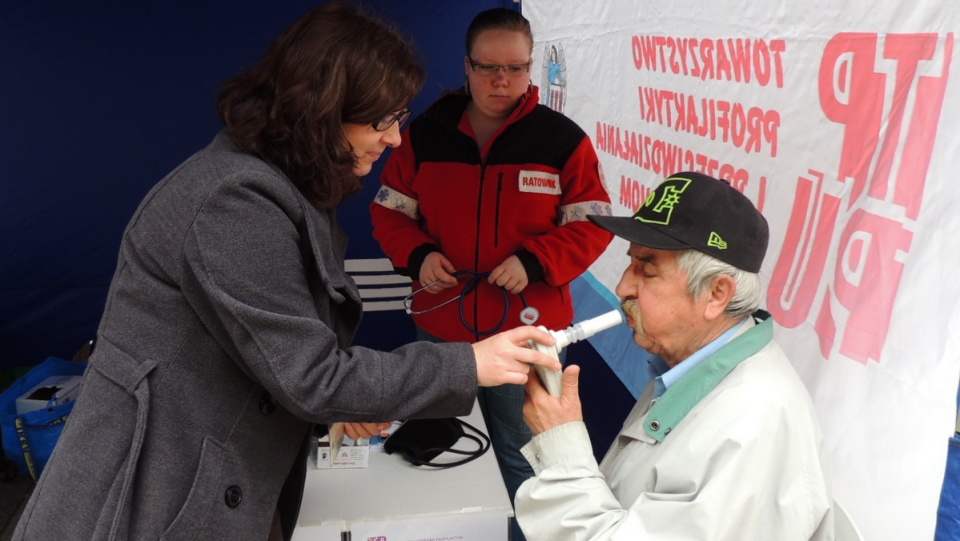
[{"left": 552, "top": 309, "right": 624, "bottom": 349}]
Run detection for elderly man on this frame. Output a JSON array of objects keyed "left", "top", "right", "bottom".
[{"left": 515, "top": 172, "right": 833, "bottom": 540}]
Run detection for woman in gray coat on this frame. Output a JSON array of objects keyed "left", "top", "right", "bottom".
[{"left": 12, "top": 3, "right": 559, "bottom": 540}]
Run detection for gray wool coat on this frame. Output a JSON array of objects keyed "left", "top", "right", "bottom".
[{"left": 13, "top": 132, "right": 477, "bottom": 541}]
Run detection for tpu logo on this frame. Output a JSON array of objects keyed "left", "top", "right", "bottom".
[{"left": 768, "top": 32, "right": 953, "bottom": 364}]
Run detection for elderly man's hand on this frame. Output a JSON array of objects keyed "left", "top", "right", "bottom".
[{"left": 523, "top": 364, "right": 584, "bottom": 435}]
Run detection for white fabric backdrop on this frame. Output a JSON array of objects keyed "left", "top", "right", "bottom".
[{"left": 523, "top": 1, "right": 960, "bottom": 539}]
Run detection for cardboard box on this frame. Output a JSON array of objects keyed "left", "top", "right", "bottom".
[
  {"left": 314, "top": 437, "right": 370, "bottom": 469},
  {"left": 311, "top": 421, "right": 404, "bottom": 469},
  {"left": 15, "top": 375, "right": 82, "bottom": 414}
]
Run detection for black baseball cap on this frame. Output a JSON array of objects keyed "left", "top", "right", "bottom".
[{"left": 588, "top": 172, "right": 769, "bottom": 272}]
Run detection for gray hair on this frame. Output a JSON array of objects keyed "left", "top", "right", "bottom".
[{"left": 676, "top": 249, "right": 762, "bottom": 318}]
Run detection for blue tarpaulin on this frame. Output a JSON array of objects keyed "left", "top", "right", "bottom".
[
  {"left": 936, "top": 435, "right": 960, "bottom": 539},
  {"left": 935, "top": 384, "right": 960, "bottom": 540}
]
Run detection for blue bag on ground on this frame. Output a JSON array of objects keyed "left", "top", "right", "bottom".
[{"left": 0, "top": 356, "right": 87, "bottom": 479}]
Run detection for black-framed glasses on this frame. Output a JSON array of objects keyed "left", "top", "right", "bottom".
[
  {"left": 373, "top": 108, "right": 411, "bottom": 132},
  {"left": 468, "top": 58, "right": 531, "bottom": 76}
]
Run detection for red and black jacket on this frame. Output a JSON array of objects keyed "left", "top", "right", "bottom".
[{"left": 371, "top": 87, "right": 613, "bottom": 342}]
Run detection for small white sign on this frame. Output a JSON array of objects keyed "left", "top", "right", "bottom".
[{"left": 518, "top": 170, "right": 561, "bottom": 195}]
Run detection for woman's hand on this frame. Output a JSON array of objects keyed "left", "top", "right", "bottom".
[
  {"left": 419, "top": 252, "right": 458, "bottom": 293},
  {"left": 487, "top": 255, "right": 528, "bottom": 294},
  {"left": 340, "top": 422, "right": 394, "bottom": 441},
  {"left": 471, "top": 326, "right": 560, "bottom": 387}
]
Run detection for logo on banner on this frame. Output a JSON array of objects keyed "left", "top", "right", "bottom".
[
  {"left": 540, "top": 42, "right": 567, "bottom": 113},
  {"left": 768, "top": 32, "right": 954, "bottom": 364},
  {"left": 519, "top": 170, "right": 562, "bottom": 195}
]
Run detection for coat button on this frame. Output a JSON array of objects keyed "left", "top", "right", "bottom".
[
  {"left": 650, "top": 420, "right": 660, "bottom": 431},
  {"left": 259, "top": 393, "right": 277, "bottom": 415},
  {"left": 224, "top": 485, "right": 243, "bottom": 508}
]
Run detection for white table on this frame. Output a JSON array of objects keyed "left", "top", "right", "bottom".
[{"left": 293, "top": 401, "right": 513, "bottom": 541}]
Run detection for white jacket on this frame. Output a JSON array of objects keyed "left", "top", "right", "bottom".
[{"left": 516, "top": 313, "right": 833, "bottom": 540}]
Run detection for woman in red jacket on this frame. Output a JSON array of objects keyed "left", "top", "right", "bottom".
[{"left": 370, "top": 8, "right": 613, "bottom": 539}]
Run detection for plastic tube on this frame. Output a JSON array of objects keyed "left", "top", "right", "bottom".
[{"left": 530, "top": 309, "right": 624, "bottom": 396}]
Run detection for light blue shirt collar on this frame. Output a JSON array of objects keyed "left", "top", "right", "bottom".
[{"left": 648, "top": 318, "right": 748, "bottom": 399}]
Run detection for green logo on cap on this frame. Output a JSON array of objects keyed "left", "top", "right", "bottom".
[
  {"left": 707, "top": 232, "right": 727, "bottom": 250},
  {"left": 635, "top": 177, "right": 691, "bottom": 225}
]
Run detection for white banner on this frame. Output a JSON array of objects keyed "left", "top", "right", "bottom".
[{"left": 524, "top": 1, "right": 960, "bottom": 539}]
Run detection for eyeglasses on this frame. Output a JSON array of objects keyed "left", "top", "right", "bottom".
[
  {"left": 373, "top": 108, "right": 412, "bottom": 132},
  {"left": 468, "top": 58, "right": 531, "bottom": 77}
]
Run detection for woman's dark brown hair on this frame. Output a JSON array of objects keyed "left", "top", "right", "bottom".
[{"left": 217, "top": 2, "right": 425, "bottom": 208}]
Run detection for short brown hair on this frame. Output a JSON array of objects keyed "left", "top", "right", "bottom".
[
  {"left": 217, "top": 2, "right": 425, "bottom": 208},
  {"left": 465, "top": 8, "right": 533, "bottom": 56}
]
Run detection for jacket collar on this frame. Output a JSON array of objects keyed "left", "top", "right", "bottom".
[
  {"left": 427, "top": 85, "right": 541, "bottom": 131},
  {"left": 215, "top": 131, "right": 359, "bottom": 308},
  {"left": 639, "top": 310, "right": 775, "bottom": 442}
]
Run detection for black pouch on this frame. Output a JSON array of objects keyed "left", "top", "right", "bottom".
[{"left": 383, "top": 417, "right": 489, "bottom": 468}]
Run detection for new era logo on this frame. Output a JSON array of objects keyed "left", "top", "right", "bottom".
[{"left": 707, "top": 232, "right": 727, "bottom": 250}]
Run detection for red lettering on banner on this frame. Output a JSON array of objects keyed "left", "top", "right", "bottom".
[
  {"left": 819, "top": 33, "right": 887, "bottom": 209},
  {"left": 633, "top": 35, "right": 658, "bottom": 71},
  {"left": 768, "top": 171, "right": 842, "bottom": 329},
  {"left": 875, "top": 34, "right": 952, "bottom": 219},
  {"left": 820, "top": 32, "right": 952, "bottom": 219},
  {"left": 699, "top": 39, "right": 716, "bottom": 80},
  {"left": 638, "top": 85, "right": 780, "bottom": 157},
  {"left": 729, "top": 38, "right": 751, "bottom": 83},
  {"left": 769, "top": 29, "right": 952, "bottom": 365},
  {"left": 762, "top": 39, "right": 787, "bottom": 88},
  {"left": 688, "top": 39, "right": 701, "bottom": 78},
  {"left": 830, "top": 210, "right": 913, "bottom": 363},
  {"left": 595, "top": 121, "right": 759, "bottom": 208},
  {"left": 619, "top": 175, "right": 652, "bottom": 211},
  {"left": 632, "top": 35, "right": 786, "bottom": 88},
  {"left": 770, "top": 170, "right": 917, "bottom": 364}
]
